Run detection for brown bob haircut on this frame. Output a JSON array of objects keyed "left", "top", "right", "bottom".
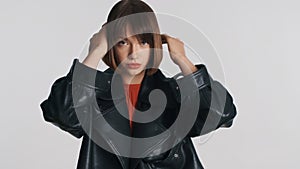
[{"left": 102, "top": 0, "right": 163, "bottom": 76}]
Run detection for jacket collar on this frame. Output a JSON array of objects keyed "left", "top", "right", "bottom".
[{"left": 99, "top": 68, "right": 157, "bottom": 104}]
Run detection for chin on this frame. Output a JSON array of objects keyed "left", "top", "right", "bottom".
[
  {"left": 126, "top": 70, "right": 142, "bottom": 76},
  {"left": 125, "top": 68, "right": 145, "bottom": 76}
]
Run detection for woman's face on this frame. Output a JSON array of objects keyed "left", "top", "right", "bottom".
[{"left": 114, "top": 35, "right": 151, "bottom": 81}]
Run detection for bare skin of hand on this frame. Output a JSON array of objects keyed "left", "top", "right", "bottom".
[
  {"left": 161, "top": 34, "right": 198, "bottom": 76},
  {"left": 82, "top": 23, "right": 108, "bottom": 69}
]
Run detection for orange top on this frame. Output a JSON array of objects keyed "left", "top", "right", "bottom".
[{"left": 123, "top": 83, "right": 141, "bottom": 131}]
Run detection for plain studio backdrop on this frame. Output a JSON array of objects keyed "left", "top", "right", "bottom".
[{"left": 1, "top": 0, "right": 299, "bottom": 168}]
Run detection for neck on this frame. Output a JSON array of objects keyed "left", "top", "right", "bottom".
[{"left": 121, "top": 70, "right": 145, "bottom": 84}]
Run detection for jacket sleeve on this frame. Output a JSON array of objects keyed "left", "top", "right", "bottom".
[
  {"left": 40, "top": 59, "right": 104, "bottom": 138},
  {"left": 174, "top": 64, "right": 237, "bottom": 137}
]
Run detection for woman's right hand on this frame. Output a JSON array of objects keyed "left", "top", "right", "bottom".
[
  {"left": 88, "top": 23, "right": 108, "bottom": 58},
  {"left": 83, "top": 23, "right": 108, "bottom": 69}
]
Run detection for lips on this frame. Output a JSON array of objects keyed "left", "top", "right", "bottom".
[{"left": 127, "top": 63, "right": 141, "bottom": 69}]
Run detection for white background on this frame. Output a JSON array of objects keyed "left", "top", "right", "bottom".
[{"left": 1, "top": 0, "right": 299, "bottom": 168}]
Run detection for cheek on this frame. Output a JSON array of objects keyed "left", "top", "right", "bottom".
[
  {"left": 143, "top": 50, "right": 151, "bottom": 64},
  {"left": 114, "top": 49, "right": 127, "bottom": 63},
  {"left": 139, "top": 48, "right": 150, "bottom": 55}
]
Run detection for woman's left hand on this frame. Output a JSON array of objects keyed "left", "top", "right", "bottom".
[
  {"left": 161, "top": 34, "right": 198, "bottom": 75},
  {"left": 161, "top": 34, "right": 187, "bottom": 65}
]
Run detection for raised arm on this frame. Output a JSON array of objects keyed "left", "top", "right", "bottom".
[
  {"left": 175, "top": 64, "right": 237, "bottom": 137},
  {"left": 40, "top": 59, "right": 107, "bottom": 138},
  {"left": 40, "top": 24, "right": 108, "bottom": 138},
  {"left": 162, "top": 33, "right": 237, "bottom": 137}
]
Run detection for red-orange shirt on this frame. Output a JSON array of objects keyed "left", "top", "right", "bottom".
[{"left": 123, "top": 83, "right": 141, "bottom": 131}]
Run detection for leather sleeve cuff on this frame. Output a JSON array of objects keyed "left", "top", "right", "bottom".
[
  {"left": 176, "top": 64, "right": 212, "bottom": 96},
  {"left": 191, "top": 64, "right": 211, "bottom": 89},
  {"left": 66, "top": 59, "right": 105, "bottom": 89}
]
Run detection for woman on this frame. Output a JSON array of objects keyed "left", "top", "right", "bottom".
[{"left": 40, "top": 0, "right": 237, "bottom": 168}]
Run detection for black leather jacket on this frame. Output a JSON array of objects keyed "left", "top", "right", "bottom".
[{"left": 40, "top": 59, "right": 237, "bottom": 169}]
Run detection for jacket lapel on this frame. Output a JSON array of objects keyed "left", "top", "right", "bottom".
[
  {"left": 94, "top": 68, "right": 173, "bottom": 169},
  {"left": 129, "top": 69, "right": 175, "bottom": 169},
  {"left": 92, "top": 68, "right": 131, "bottom": 169}
]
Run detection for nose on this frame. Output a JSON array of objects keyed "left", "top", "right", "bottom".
[{"left": 128, "top": 44, "right": 140, "bottom": 60}]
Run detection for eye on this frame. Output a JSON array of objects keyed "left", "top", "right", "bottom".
[
  {"left": 117, "top": 40, "right": 128, "bottom": 46},
  {"left": 141, "top": 40, "right": 149, "bottom": 46}
]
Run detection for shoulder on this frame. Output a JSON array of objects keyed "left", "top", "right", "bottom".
[
  {"left": 150, "top": 68, "right": 177, "bottom": 84},
  {"left": 150, "top": 68, "right": 180, "bottom": 97}
]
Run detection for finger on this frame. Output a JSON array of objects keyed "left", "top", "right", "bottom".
[
  {"left": 102, "top": 22, "right": 107, "bottom": 27},
  {"left": 175, "top": 37, "right": 183, "bottom": 42},
  {"left": 163, "top": 34, "right": 177, "bottom": 39},
  {"left": 161, "top": 34, "right": 167, "bottom": 44},
  {"left": 98, "top": 22, "right": 108, "bottom": 33},
  {"left": 161, "top": 34, "right": 174, "bottom": 44}
]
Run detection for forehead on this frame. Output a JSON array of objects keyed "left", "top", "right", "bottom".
[
  {"left": 117, "top": 25, "right": 151, "bottom": 41},
  {"left": 118, "top": 24, "right": 140, "bottom": 39},
  {"left": 112, "top": 17, "right": 152, "bottom": 36},
  {"left": 107, "top": 12, "right": 159, "bottom": 42}
]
